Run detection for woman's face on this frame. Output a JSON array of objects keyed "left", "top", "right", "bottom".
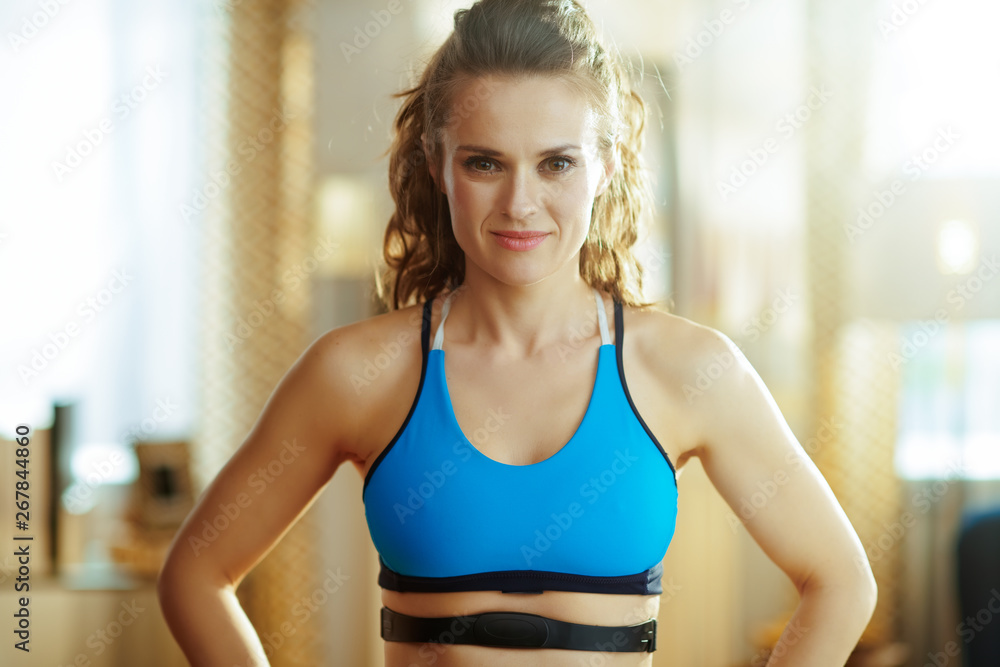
[{"left": 429, "top": 75, "right": 615, "bottom": 289}]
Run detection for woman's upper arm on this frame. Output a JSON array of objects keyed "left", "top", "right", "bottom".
[
  {"left": 681, "top": 326, "right": 876, "bottom": 599},
  {"left": 159, "top": 327, "right": 359, "bottom": 589}
]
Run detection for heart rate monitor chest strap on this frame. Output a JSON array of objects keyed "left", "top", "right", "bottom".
[{"left": 380, "top": 606, "right": 657, "bottom": 652}]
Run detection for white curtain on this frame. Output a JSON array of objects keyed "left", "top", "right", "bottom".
[{"left": 0, "top": 0, "right": 202, "bottom": 467}]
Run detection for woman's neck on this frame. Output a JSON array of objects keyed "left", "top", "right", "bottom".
[{"left": 443, "top": 269, "right": 601, "bottom": 358}]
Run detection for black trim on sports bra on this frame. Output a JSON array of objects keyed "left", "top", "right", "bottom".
[
  {"left": 362, "top": 298, "right": 434, "bottom": 494},
  {"left": 614, "top": 300, "right": 678, "bottom": 478},
  {"left": 377, "top": 555, "right": 664, "bottom": 595}
]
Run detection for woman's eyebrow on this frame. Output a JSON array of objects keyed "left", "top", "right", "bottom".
[{"left": 455, "top": 143, "right": 582, "bottom": 157}]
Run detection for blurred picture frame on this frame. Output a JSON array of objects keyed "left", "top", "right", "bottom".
[{"left": 131, "top": 440, "right": 195, "bottom": 529}]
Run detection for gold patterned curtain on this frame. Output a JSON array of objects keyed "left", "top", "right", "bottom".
[
  {"left": 804, "top": 0, "right": 902, "bottom": 647},
  {"left": 195, "top": 1, "right": 319, "bottom": 664}
]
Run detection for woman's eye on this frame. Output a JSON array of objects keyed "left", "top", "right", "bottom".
[
  {"left": 463, "top": 156, "right": 575, "bottom": 174},
  {"left": 546, "top": 157, "right": 575, "bottom": 172},
  {"left": 467, "top": 158, "right": 495, "bottom": 172}
]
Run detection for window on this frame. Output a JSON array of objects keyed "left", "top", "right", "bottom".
[
  {"left": 1, "top": 0, "right": 205, "bottom": 511},
  {"left": 862, "top": 0, "right": 1000, "bottom": 479},
  {"left": 895, "top": 321, "right": 1000, "bottom": 479},
  {"left": 865, "top": 0, "right": 1000, "bottom": 180}
]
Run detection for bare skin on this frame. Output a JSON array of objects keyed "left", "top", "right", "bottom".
[
  {"left": 157, "top": 75, "right": 876, "bottom": 667},
  {"left": 363, "top": 292, "right": 694, "bottom": 667}
]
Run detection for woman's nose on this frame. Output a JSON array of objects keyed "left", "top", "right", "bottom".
[{"left": 501, "top": 170, "right": 542, "bottom": 220}]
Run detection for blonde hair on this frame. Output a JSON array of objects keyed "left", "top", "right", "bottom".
[{"left": 378, "top": 0, "right": 654, "bottom": 309}]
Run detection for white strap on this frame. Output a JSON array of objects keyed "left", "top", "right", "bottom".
[
  {"left": 433, "top": 288, "right": 610, "bottom": 351},
  {"left": 594, "top": 288, "right": 611, "bottom": 345},
  {"left": 431, "top": 290, "right": 457, "bottom": 351}
]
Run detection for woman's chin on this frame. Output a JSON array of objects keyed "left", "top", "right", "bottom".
[{"left": 467, "top": 259, "right": 581, "bottom": 290}]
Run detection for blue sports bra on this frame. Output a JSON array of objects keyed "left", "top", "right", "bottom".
[{"left": 362, "top": 288, "right": 678, "bottom": 595}]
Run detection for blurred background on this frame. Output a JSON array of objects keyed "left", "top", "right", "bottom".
[{"left": 1, "top": 0, "right": 999, "bottom": 665}]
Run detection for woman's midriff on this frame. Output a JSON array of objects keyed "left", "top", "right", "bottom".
[{"left": 381, "top": 588, "right": 660, "bottom": 667}]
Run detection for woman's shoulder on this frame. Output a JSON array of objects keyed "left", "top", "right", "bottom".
[
  {"left": 618, "top": 302, "right": 750, "bottom": 407},
  {"left": 289, "top": 302, "right": 429, "bottom": 460},
  {"left": 620, "top": 303, "right": 739, "bottom": 368},
  {"left": 310, "top": 301, "right": 427, "bottom": 368},
  {"left": 303, "top": 301, "right": 429, "bottom": 401}
]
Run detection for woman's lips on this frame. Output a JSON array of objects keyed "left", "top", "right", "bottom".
[{"left": 490, "top": 231, "right": 549, "bottom": 251}]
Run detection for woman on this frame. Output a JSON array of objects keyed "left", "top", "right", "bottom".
[{"left": 157, "top": 0, "right": 877, "bottom": 665}]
